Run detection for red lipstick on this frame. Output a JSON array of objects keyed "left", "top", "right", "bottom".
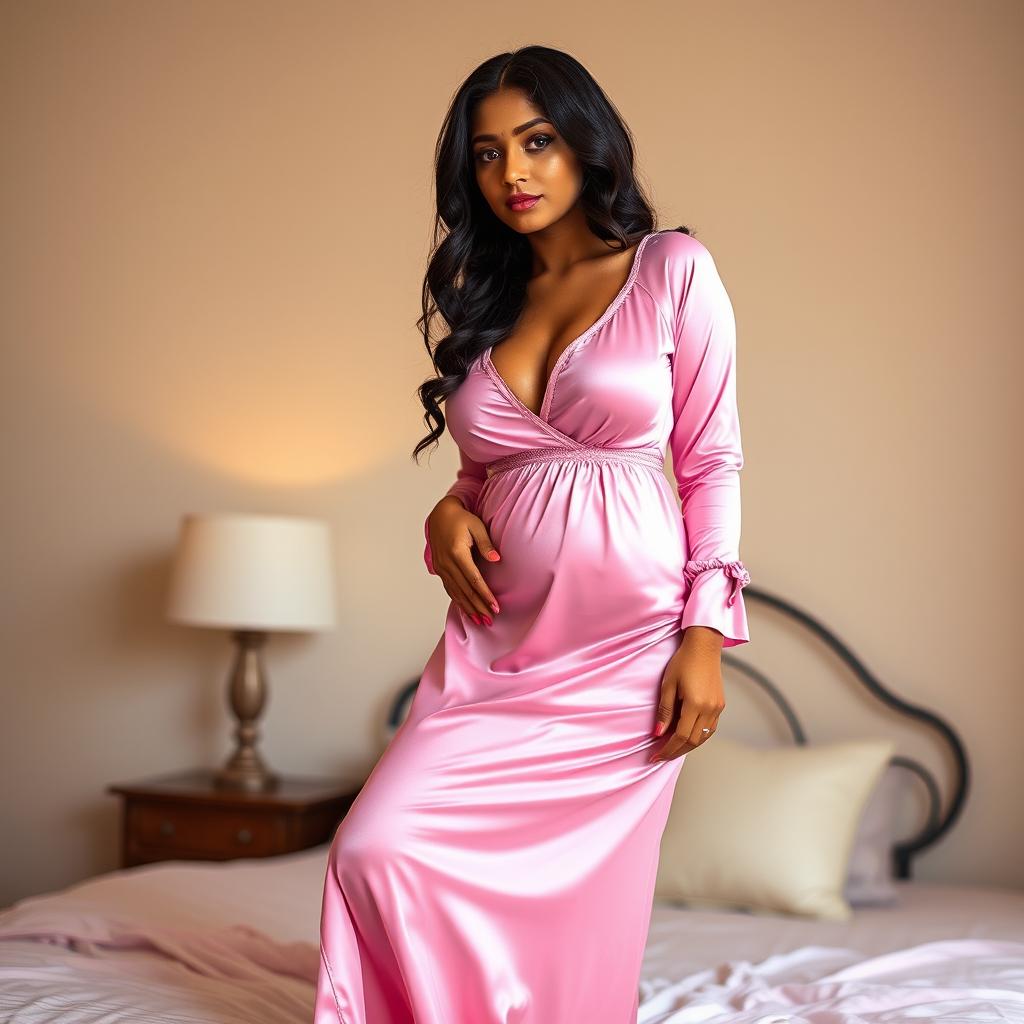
[{"left": 507, "top": 193, "right": 541, "bottom": 212}]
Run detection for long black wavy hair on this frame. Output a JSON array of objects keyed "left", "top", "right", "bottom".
[{"left": 412, "top": 45, "right": 692, "bottom": 462}]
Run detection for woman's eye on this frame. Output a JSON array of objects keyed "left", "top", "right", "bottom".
[{"left": 475, "top": 134, "right": 555, "bottom": 163}]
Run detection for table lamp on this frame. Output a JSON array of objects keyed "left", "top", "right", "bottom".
[{"left": 166, "top": 513, "right": 337, "bottom": 792}]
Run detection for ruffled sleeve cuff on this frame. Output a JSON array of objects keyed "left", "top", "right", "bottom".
[{"left": 681, "top": 558, "right": 751, "bottom": 647}]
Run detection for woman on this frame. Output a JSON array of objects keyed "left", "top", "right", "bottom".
[{"left": 316, "top": 45, "right": 751, "bottom": 1024}]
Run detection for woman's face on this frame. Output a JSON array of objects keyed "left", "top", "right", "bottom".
[{"left": 470, "top": 88, "right": 583, "bottom": 235}]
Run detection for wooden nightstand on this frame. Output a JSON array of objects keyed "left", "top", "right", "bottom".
[{"left": 107, "top": 768, "right": 364, "bottom": 868}]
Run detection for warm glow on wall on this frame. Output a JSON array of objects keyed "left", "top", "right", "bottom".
[{"left": 50, "top": 314, "right": 423, "bottom": 487}]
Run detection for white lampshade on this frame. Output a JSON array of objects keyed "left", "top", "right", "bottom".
[{"left": 166, "top": 513, "right": 337, "bottom": 632}]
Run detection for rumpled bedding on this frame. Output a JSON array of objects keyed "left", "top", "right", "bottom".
[
  {"left": 0, "top": 914, "right": 317, "bottom": 1023},
  {"left": 637, "top": 938, "right": 1024, "bottom": 1022},
  {"left": 1, "top": 844, "right": 1022, "bottom": 1023}
]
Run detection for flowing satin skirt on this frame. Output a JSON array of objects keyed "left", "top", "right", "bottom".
[{"left": 315, "top": 446, "right": 689, "bottom": 1023}]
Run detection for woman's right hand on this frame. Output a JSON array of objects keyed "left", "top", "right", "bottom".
[{"left": 426, "top": 496, "right": 502, "bottom": 625}]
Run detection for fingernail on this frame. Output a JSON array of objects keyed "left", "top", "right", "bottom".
[
  {"left": 487, "top": 551, "right": 501, "bottom": 561},
  {"left": 470, "top": 613, "right": 481, "bottom": 625},
  {"left": 490, "top": 601, "right": 500, "bottom": 614},
  {"left": 482, "top": 614, "right": 493, "bottom": 626},
  {"left": 653, "top": 721, "right": 666, "bottom": 737}
]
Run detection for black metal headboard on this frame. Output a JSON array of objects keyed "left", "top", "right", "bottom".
[{"left": 388, "top": 584, "right": 970, "bottom": 880}]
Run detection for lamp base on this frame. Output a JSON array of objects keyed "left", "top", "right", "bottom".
[
  {"left": 215, "top": 628, "right": 280, "bottom": 792},
  {"left": 213, "top": 760, "right": 281, "bottom": 792}
]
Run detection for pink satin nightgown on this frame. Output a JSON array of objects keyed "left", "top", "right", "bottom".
[{"left": 315, "top": 228, "right": 751, "bottom": 1023}]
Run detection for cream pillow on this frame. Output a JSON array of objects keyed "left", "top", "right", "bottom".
[{"left": 654, "top": 736, "right": 896, "bottom": 921}]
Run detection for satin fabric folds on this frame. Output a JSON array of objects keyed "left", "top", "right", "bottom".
[{"left": 315, "top": 229, "right": 751, "bottom": 1023}]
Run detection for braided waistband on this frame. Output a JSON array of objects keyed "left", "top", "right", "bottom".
[{"left": 486, "top": 445, "right": 666, "bottom": 478}]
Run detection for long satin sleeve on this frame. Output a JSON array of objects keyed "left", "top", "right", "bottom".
[
  {"left": 423, "top": 446, "right": 489, "bottom": 575},
  {"left": 668, "top": 241, "right": 751, "bottom": 647}
]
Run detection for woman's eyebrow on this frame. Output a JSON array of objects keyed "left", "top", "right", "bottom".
[{"left": 471, "top": 118, "right": 553, "bottom": 145}]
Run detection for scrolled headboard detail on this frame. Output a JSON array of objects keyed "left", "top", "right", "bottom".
[
  {"left": 720, "top": 585, "right": 969, "bottom": 880},
  {"left": 390, "top": 584, "right": 969, "bottom": 881}
]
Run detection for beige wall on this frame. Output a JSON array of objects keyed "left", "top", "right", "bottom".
[{"left": 2, "top": 1, "right": 1021, "bottom": 906}]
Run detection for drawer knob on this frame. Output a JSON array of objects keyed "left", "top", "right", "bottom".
[
  {"left": 159, "top": 820, "right": 175, "bottom": 837},
  {"left": 236, "top": 828, "right": 253, "bottom": 845}
]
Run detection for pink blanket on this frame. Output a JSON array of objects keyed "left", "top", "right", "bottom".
[
  {"left": 2, "top": 902, "right": 1023, "bottom": 1023},
  {"left": 0, "top": 904, "right": 320, "bottom": 1023},
  {"left": 637, "top": 937, "right": 1024, "bottom": 1022}
]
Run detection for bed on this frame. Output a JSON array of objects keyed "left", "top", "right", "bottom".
[{"left": 2, "top": 584, "right": 1023, "bottom": 1022}]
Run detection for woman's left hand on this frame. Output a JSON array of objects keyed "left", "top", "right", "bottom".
[{"left": 649, "top": 626, "right": 726, "bottom": 762}]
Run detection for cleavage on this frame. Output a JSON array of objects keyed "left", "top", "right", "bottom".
[{"left": 489, "top": 244, "right": 638, "bottom": 417}]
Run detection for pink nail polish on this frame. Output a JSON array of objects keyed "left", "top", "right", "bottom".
[
  {"left": 491, "top": 601, "right": 500, "bottom": 614},
  {"left": 482, "top": 614, "right": 493, "bottom": 626},
  {"left": 487, "top": 551, "right": 501, "bottom": 561},
  {"left": 653, "top": 721, "right": 666, "bottom": 737},
  {"left": 470, "top": 613, "right": 481, "bottom": 625}
]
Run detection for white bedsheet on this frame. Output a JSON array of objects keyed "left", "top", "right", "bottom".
[{"left": 0, "top": 843, "right": 1022, "bottom": 1022}]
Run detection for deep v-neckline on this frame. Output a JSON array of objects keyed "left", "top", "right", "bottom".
[{"left": 483, "top": 231, "right": 656, "bottom": 426}]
